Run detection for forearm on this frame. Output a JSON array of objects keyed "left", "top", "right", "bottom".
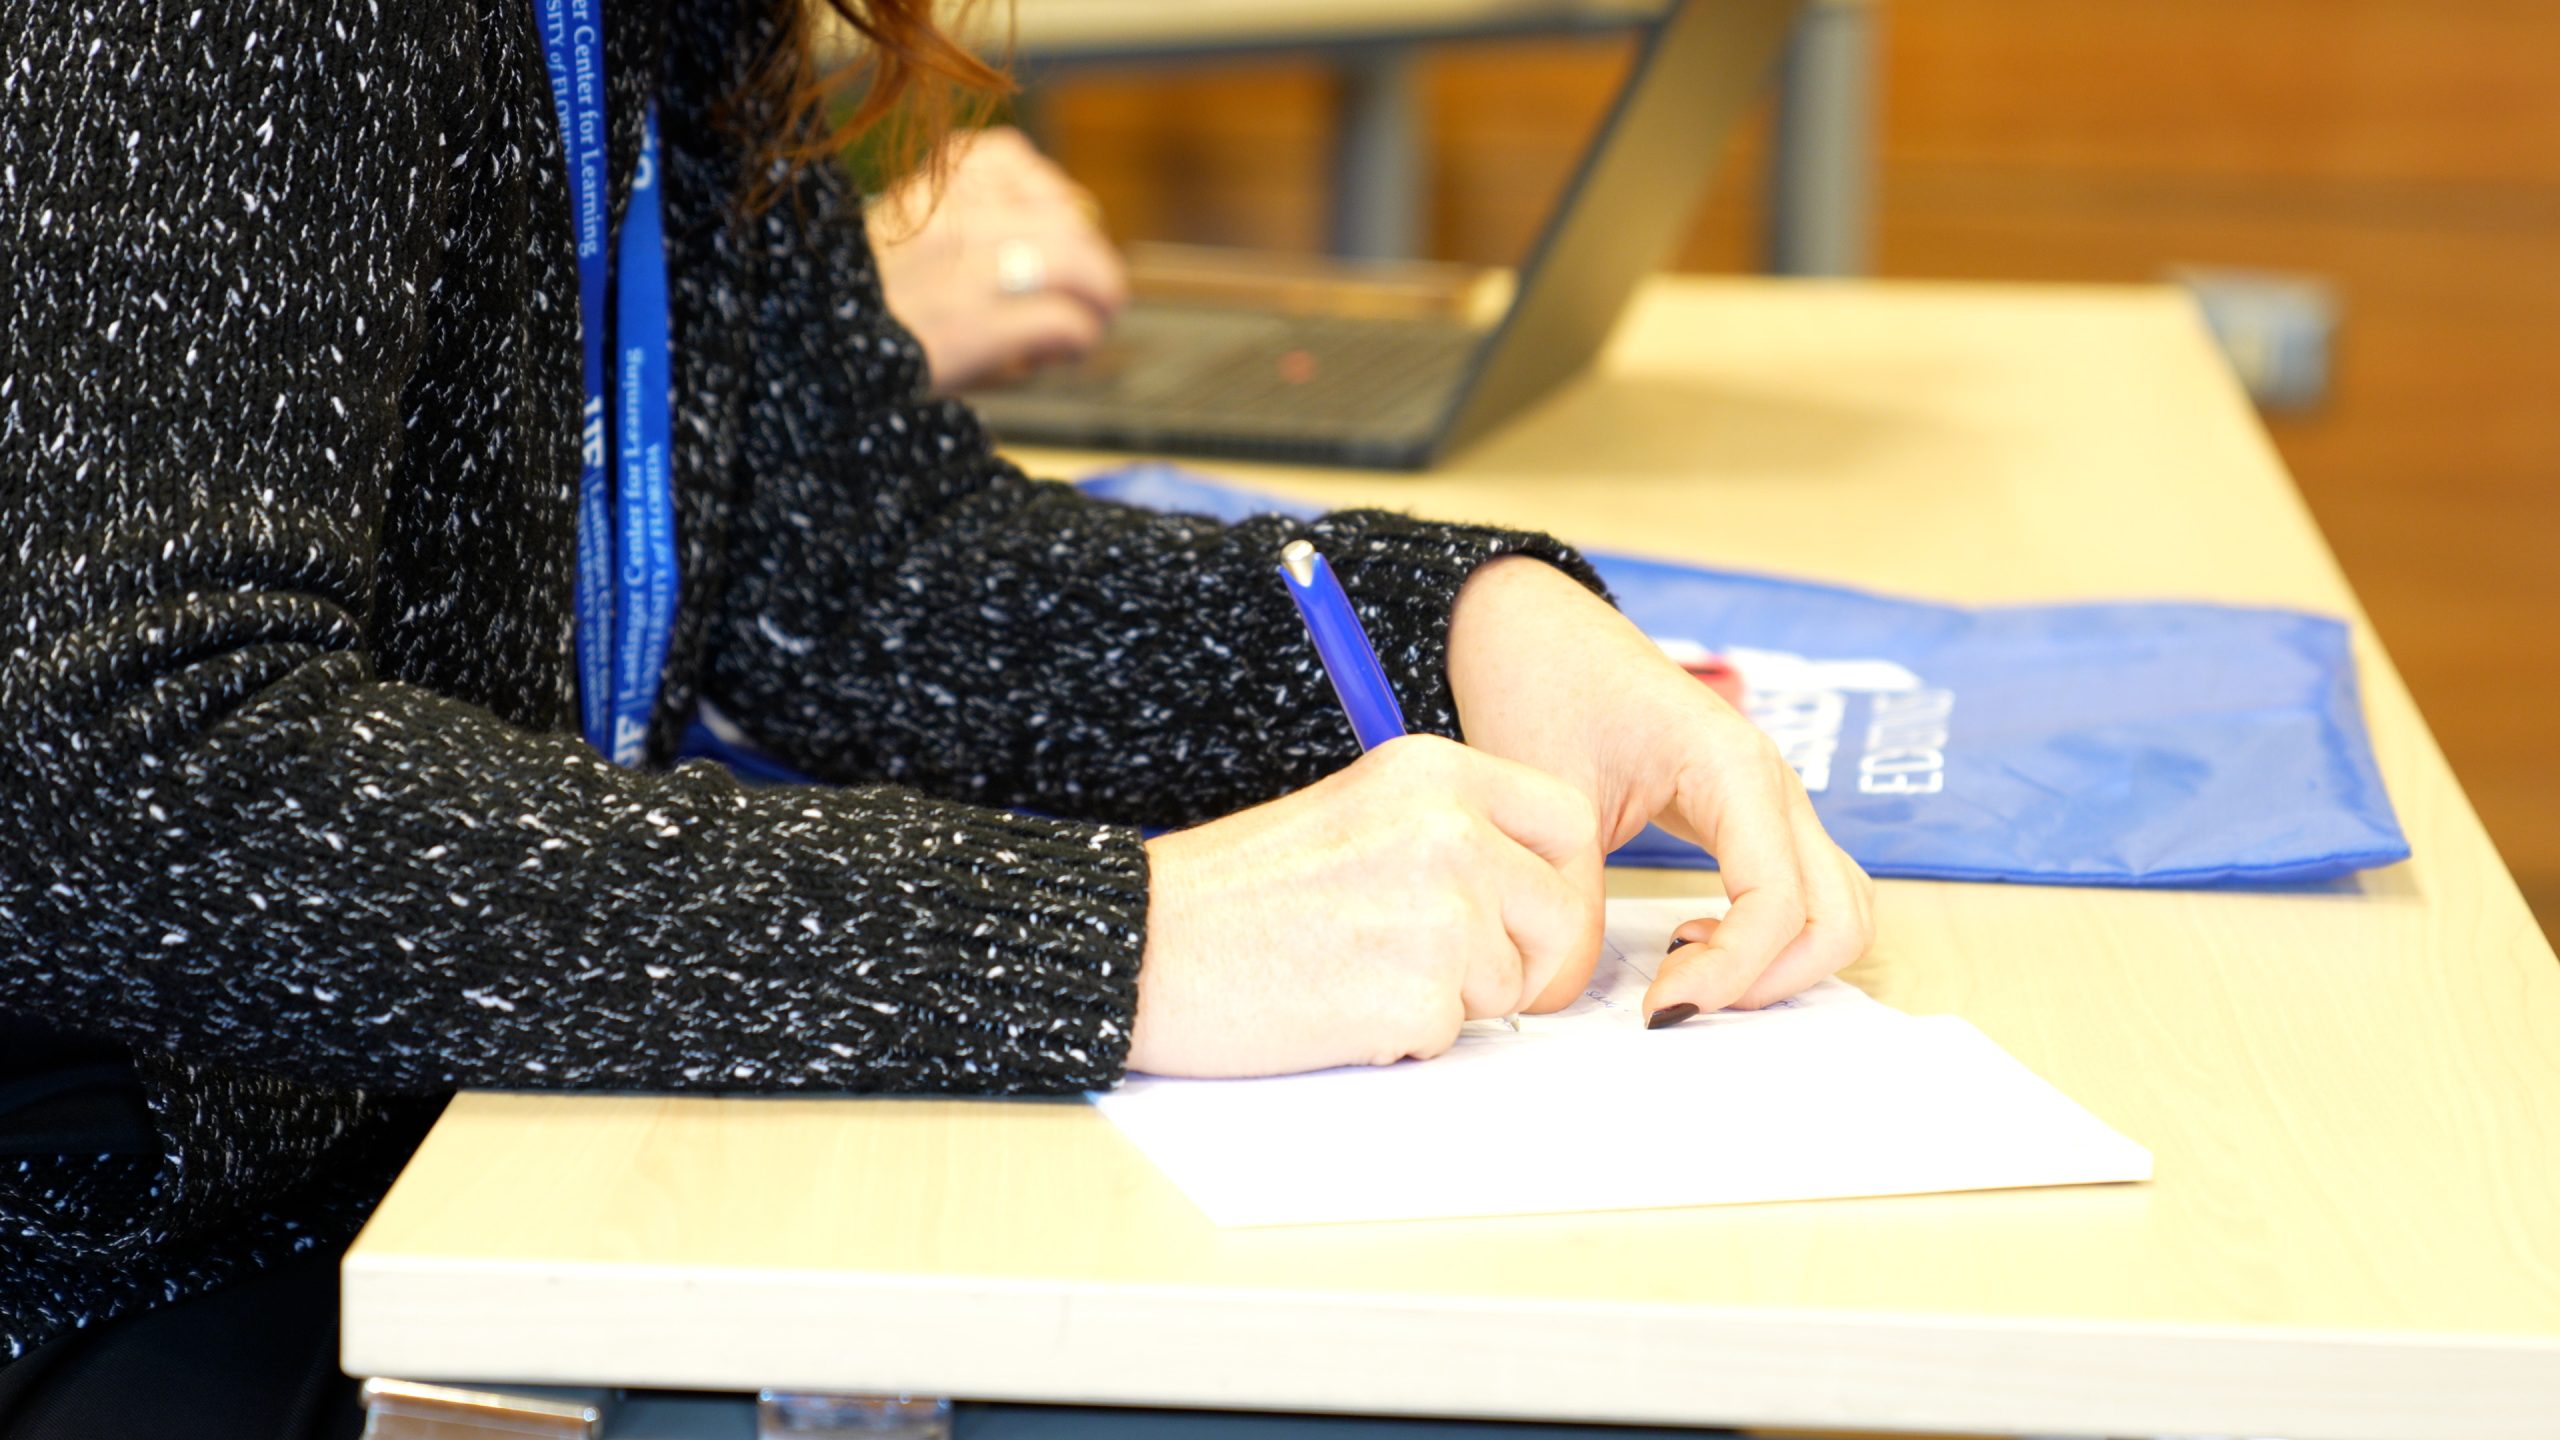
[
  {"left": 706, "top": 436, "right": 1610, "bottom": 827},
  {"left": 8, "top": 644, "right": 1144, "bottom": 1096},
  {"left": 674, "top": 82, "right": 1608, "bottom": 825}
]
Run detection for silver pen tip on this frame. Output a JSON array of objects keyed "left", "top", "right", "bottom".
[{"left": 1280, "top": 540, "right": 1316, "bottom": 585}]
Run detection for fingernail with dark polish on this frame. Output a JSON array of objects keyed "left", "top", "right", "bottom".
[
  {"left": 1646, "top": 1002, "right": 1699, "bottom": 1030},
  {"left": 1666, "top": 936, "right": 1689, "bottom": 954}
]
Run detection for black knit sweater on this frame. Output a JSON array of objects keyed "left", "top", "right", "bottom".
[{"left": 0, "top": 0, "right": 1597, "bottom": 1360}]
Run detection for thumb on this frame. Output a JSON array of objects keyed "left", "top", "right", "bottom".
[{"left": 1524, "top": 839, "right": 1606, "bottom": 1012}]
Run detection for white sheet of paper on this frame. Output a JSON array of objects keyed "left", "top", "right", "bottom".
[{"left": 1094, "top": 897, "right": 2151, "bottom": 1227}]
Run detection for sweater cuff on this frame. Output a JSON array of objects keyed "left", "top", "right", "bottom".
[
  {"left": 1301, "top": 509, "right": 1611, "bottom": 743},
  {"left": 756, "top": 788, "right": 1149, "bottom": 1094},
  {"left": 793, "top": 789, "right": 1146, "bottom": 1081}
]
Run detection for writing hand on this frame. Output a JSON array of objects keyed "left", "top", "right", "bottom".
[
  {"left": 1446, "top": 557, "right": 1875, "bottom": 1022},
  {"left": 1132, "top": 736, "right": 1604, "bottom": 1077}
]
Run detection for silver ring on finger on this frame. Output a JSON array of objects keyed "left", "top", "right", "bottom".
[{"left": 995, "top": 238, "right": 1047, "bottom": 296}]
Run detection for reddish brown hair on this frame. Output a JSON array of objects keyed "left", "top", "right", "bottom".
[{"left": 737, "top": 0, "right": 1013, "bottom": 216}]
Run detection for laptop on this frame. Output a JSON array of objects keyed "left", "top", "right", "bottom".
[{"left": 964, "top": 0, "right": 1803, "bottom": 470}]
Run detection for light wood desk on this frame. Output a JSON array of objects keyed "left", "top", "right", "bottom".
[{"left": 343, "top": 279, "right": 2560, "bottom": 1440}]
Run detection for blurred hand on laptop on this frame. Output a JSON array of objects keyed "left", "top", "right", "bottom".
[{"left": 872, "top": 126, "right": 1128, "bottom": 393}]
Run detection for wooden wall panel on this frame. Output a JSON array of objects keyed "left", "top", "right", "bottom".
[
  {"left": 1876, "top": 167, "right": 2560, "bottom": 927},
  {"left": 1031, "top": 4, "right": 2560, "bottom": 934},
  {"left": 1035, "top": 62, "right": 1336, "bottom": 253},
  {"left": 1882, "top": 0, "right": 2560, "bottom": 188},
  {"left": 1868, "top": 2, "right": 2560, "bottom": 931}
]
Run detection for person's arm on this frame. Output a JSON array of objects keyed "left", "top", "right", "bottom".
[
  {"left": 671, "top": 5, "right": 1868, "bottom": 1063},
  {"left": 0, "top": 2, "right": 1139, "bottom": 1097},
  {"left": 683, "top": 106, "right": 1602, "bottom": 831}
]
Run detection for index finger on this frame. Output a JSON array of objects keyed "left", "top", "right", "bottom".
[
  {"left": 1732, "top": 822, "right": 1873, "bottom": 1010},
  {"left": 1643, "top": 755, "right": 1808, "bottom": 1019}
]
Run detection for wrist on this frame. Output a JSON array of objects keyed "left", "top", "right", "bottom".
[
  {"left": 1446, "top": 555, "right": 1613, "bottom": 723},
  {"left": 1131, "top": 826, "right": 1224, "bottom": 1077}
]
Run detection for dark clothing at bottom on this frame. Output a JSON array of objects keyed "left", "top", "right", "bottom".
[{"left": 0, "top": 1252, "right": 361, "bottom": 1440}]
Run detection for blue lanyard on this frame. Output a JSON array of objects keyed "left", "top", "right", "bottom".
[{"left": 533, "top": 0, "right": 678, "bottom": 766}]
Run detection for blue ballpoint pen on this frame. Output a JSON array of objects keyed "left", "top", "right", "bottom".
[{"left": 1278, "top": 540, "right": 1521, "bottom": 1032}]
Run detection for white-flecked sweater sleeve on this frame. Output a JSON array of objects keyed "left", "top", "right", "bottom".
[{"left": 0, "top": 0, "right": 1143, "bottom": 1099}]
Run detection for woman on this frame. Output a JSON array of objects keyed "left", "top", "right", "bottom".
[{"left": 0, "top": 0, "right": 1871, "bottom": 1431}]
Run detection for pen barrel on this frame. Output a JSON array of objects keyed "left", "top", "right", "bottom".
[{"left": 1283, "top": 553, "right": 1409, "bottom": 752}]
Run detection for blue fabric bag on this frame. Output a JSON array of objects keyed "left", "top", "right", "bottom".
[{"left": 1077, "top": 464, "right": 2411, "bottom": 888}]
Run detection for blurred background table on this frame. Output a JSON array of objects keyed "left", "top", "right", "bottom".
[{"left": 863, "top": 0, "right": 1878, "bottom": 272}]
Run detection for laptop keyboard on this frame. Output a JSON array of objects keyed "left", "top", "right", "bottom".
[
  {"left": 969, "top": 305, "right": 1484, "bottom": 461},
  {"left": 1138, "top": 316, "right": 1477, "bottom": 427}
]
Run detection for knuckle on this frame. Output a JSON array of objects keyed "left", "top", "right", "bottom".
[
  {"left": 1400, "top": 802, "right": 1478, "bottom": 870},
  {"left": 1745, "top": 877, "right": 1808, "bottom": 933},
  {"left": 1669, "top": 754, "right": 1722, "bottom": 810},
  {"left": 1759, "top": 742, "right": 1798, "bottom": 789},
  {"left": 1774, "top": 889, "right": 1811, "bottom": 933},
  {"left": 1366, "top": 734, "right": 1429, "bottom": 782},
  {"left": 1345, "top": 740, "right": 1411, "bottom": 796},
  {"left": 1392, "top": 1025, "right": 1457, "bottom": 1066},
  {"left": 1415, "top": 892, "right": 1478, "bottom": 950},
  {"left": 1395, "top": 733, "right": 1462, "bottom": 778},
  {"left": 1692, "top": 716, "right": 1787, "bottom": 783},
  {"left": 1373, "top": 986, "right": 1462, "bottom": 1066},
  {"left": 1848, "top": 864, "right": 1878, "bottom": 916},
  {"left": 1692, "top": 699, "right": 1757, "bottom": 747}
]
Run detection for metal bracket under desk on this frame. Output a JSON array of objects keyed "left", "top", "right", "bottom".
[
  {"left": 359, "top": 1384, "right": 950, "bottom": 1440},
  {"left": 358, "top": 1381, "right": 2233, "bottom": 1440},
  {"left": 358, "top": 1379, "right": 615, "bottom": 1438}
]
